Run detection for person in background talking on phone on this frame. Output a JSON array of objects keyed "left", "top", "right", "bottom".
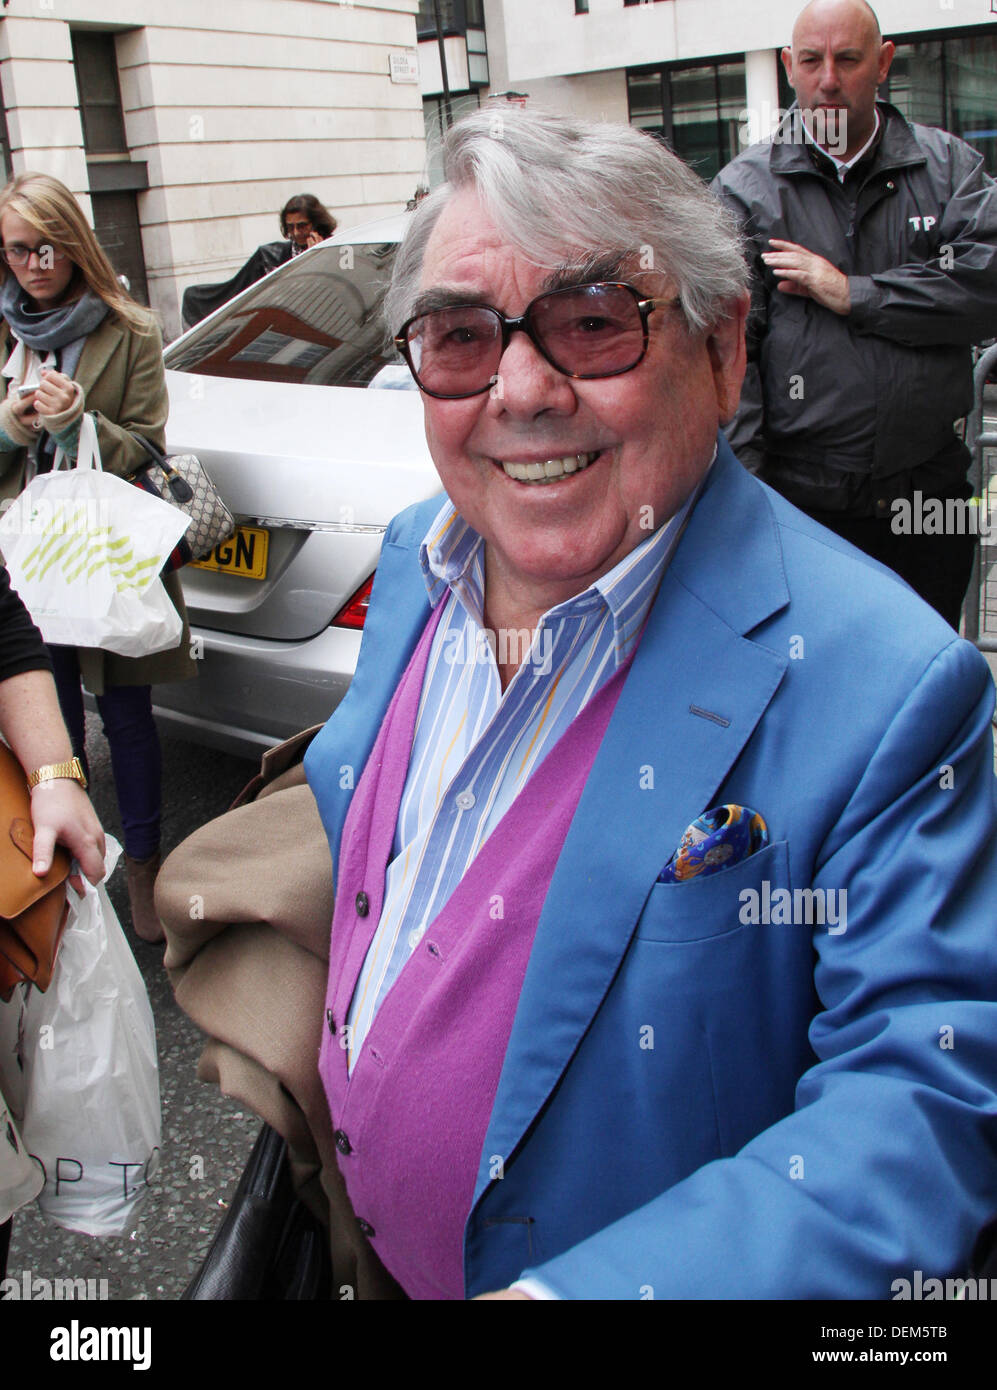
[
  {"left": 280, "top": 193, "right": 337, "bottom": 257},
  {"left": 181, "top": 192, "right": 338, "bottom": 328},
  {"left": 0, "top": 172, "right": 195, "bottom": 943}
]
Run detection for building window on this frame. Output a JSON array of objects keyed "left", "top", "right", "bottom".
[
  {"left": 416, "top": 0, "right": 484, "bottom": 37},
  {"left": 417, "top": 0, "right": 488, "bottom": 91},
  {"left": 89, "top": 189, "right": 149, "bottom": 306},
  {"left": 423, "top": 92, "right": 481, "bottom": 187},
  {"left": 71, "top": 29, "right": 150, "bottom": 305},
  {"left": 628, "top": 59, "right": 746, "bottom": 182},
  {"left": 575, "top": 1, "right": 590, "bottom": 13},
  {"left": 71, "top": 31, "right": 128, "bottom": 154},
  {"left": 884, "top": 29, "right": 997, "bottom": 175}
]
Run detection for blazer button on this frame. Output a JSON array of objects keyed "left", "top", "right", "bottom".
[
  {"left": 357, "top": 1218, "right": 375, "bottom": 1238},
  {"left": 334, "top": 1129, "right": 352, "bottom": 1155},
  {"left": 355, "top": 890, "right": 369, "bottom": 917}
]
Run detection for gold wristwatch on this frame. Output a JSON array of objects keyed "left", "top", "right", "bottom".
[{"left": 27, "top": 757, "right": 88, "bottom": 790}]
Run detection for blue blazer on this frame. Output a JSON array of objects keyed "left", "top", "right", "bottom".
[{"left": 305, "top": 438, "right": 997, "bottom": 1299}]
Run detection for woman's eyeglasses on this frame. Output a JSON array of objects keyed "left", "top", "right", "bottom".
[
  {"left": 394, "top": 282, "right": 675, "bottom": 400},
  {"left": 0, "top": 242, "right": 66, "bottom": 268}
]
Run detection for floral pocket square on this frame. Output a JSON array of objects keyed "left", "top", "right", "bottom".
[{"left": 657, "top": 804, "right": 769, "bottom": 883}]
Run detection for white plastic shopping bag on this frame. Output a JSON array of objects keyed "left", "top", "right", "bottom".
[
  {"left": 18, "top": 837, "right": 162, "bottom": 1237},
  {"left": 2, "top": 413, "right": 189, "bottom": 657}
]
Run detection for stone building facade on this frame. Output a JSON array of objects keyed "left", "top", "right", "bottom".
[{"left": 0, "top": 0, "right": 425, "bottom": 337}]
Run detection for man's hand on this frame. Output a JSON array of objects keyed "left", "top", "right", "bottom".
[
  {"left": 305, "top": 230, "right": 324, "bottom": 248},
  {"left": 761, "top": 240, "right": 851, "bottom": 315},
  {"left": 30, "top": 779, "right": 106, "bottom": 891}
]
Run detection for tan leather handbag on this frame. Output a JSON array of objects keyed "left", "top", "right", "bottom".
[{"left": 0, "top": 742, "right": 71, "bottom": 1001}]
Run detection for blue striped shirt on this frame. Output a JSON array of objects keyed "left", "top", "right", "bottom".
[{"left": 345, "top": 485, "right": 703, "bottom": 1070}]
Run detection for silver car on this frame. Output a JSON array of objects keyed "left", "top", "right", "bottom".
[{"left": 154, "top": 214, "right": 439, "bottom": 757}]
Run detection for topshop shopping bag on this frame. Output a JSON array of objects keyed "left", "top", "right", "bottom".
[
  {"left": 17, "top": 837, "right": 162, "bottom": 1237},
  {"left": 2, "top": 413, "right": 189, "bottom": 657}
]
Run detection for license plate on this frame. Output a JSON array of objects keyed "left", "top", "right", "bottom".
[{"left": 191, "top": 525, "right": 269, "bottom": 580}]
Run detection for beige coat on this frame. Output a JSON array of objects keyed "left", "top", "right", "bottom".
[
  {"left": 0, "top": 316, "right": 197, "bottom": 693},
  {"left": 156, "top": 728, "right": 405, "bottom": 1299}
]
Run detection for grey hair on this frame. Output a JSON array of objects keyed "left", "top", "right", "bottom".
[{"left": 385, "top": 107, "right": 748, "bottom": 337}]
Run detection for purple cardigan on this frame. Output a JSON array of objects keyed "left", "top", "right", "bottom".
[{"left": 319, "top": 604, "right": 632, "bottom": 1298}]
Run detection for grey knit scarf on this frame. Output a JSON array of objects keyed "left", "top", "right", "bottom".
[{"left": 0, "top": 276, "right": 109, "bottom": 365}]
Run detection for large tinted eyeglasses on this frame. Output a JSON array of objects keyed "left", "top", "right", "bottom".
[
  {"left": 0, "top": 242, "right": 66, "bottom": 267},
  {"left": 394, "top": 282, "right": 673, "bottom": 400}
]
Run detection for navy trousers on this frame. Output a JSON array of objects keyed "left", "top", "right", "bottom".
[{"left": 48, "top": 645, "right": 162, "bottom": 860}]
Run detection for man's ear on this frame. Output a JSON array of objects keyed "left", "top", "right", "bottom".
[
  {"left": 706, "top": 290, "right": 749, "bottom": 425},
  {"left": 877, "top": 40, "right": 896, "bottom": 86},
  {"left": 780, "top": 46, "right": 795, "bottom": 89}
]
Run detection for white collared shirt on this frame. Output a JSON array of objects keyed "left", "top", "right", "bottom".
[{"left": 804, "top": 107, "right": 881, "bottom": 181}]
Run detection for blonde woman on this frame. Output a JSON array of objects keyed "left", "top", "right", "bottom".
[{"left": 0, "top": 172, "right": 195, "bottom": 942}]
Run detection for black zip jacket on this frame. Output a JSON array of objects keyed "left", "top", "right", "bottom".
[{"left": 712, "top": 102, "right": 997, "bottom": 513}]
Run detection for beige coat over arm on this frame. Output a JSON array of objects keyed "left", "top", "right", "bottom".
[{"left": 156, "top": 729, "right": 406, "bottom": 1299}]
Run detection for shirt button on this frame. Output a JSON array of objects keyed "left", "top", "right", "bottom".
[
  {"left": 407, "top": 925, "right": 425, "bottom": 949},
  {"left": 355, "top": 890, "right": 369, "bottom": 917},
  {"left": 334, "top": 1129, "right": 352, "bottom": 1155},
  {"left": 357, "top": 1218, "right": 376, "bottom": 1238},
  {"left": 455, "top": 789, "right": 475, "bottom": 811}
]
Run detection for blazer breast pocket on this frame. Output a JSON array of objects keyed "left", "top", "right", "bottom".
[{"left": 635, "top": 839, "right": 790, "bottom": 943}]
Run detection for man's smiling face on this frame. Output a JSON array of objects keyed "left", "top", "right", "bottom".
[{"left": 415, "top": 188, "right": 746, "bottom": 613}]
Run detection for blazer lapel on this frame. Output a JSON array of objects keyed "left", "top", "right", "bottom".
[
  {"left": 474, "top": 442, "right": 792, "bottom": 1196},
  {"left": 74, "top": 318, "right": 122, "bottom": 394}
]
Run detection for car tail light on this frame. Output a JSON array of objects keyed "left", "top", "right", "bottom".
[{"left": 332, "top": 574, "right": 374, "bottom": 629}]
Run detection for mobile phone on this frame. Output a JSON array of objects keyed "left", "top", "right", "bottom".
[{"left": 16, "top": 383, "right": 38, "bottom": 396}]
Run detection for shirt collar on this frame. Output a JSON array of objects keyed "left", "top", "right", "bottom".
[
  {"left": 803, "top": 106, "right": 881, "bottom": 180},
  {"left": 419, "top": 446, "right": 715, "bottom": 667}
]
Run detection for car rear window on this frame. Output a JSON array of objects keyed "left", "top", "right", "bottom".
[{"left": 165, "top": 241, "right": 399, "bottom": 388}]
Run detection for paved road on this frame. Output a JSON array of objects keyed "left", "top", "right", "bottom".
[{"left": 7, "top": 717, "right": 261, "bottom": 1301}]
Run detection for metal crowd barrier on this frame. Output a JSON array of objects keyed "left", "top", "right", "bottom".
[{"left": 963, "top": 342, "right": 997, "bottom": 652}]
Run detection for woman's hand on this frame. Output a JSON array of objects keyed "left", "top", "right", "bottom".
[
  {"left": 8, "top": 385, "right": 42, "bottom": 431},
  {"left": 34, "top": 368, "right": 79, "bottom": 418},
  {"left": 0, "top": 666, "right": 106, "bottom": 890},
  {"left": 30, "top": 778, "right": 106, "bottom": 891}
]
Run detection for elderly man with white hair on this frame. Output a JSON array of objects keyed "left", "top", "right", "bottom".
[{"left": 162, "top": 106, "right": 997, "bottom": 1302}]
